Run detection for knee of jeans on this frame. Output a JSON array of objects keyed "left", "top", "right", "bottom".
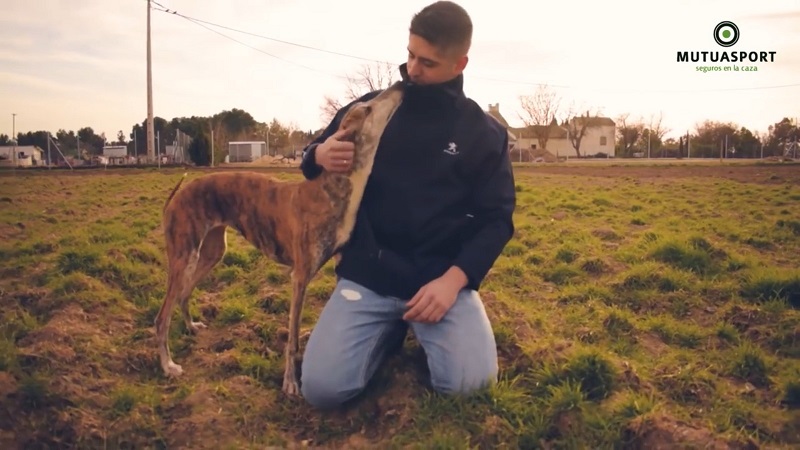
[
  {"left": 431, "top": 361, "right": 499, "bottom": 395},
  {"left": 300, "top": 369, "right": 362, "bottom": 409}
]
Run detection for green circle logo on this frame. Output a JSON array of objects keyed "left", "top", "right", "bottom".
[{"left": 714, "top": 21, "right": 739, "bottom": 47}]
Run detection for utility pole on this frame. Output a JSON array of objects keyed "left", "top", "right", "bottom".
[
  {"left": 687, "top": 132, "right": 690, "bottom": 159},
  {"left": 11, "top": 113, "right": 16, "bottom": 168},
  {"left": 211, "top": 129, "right": 214, "bottom": 167},
  {"left": 146, "top": 0, "right": 155, "bottom": 163}
]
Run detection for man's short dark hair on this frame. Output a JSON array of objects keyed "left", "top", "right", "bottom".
[{"left": 409, "top": 1, "right": 472, "bottom": 57}]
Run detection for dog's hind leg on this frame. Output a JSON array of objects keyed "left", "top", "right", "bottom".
[{"left": 180, "top": 225, "right": 227, "bottom": 333}]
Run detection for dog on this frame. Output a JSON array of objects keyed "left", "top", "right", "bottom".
[{"left": 154, "top": 82, "right": 404, "bottom": 396}]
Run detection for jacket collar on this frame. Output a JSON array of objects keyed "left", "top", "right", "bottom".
[{"left": 398, "top": 62, "right": 465, "bottom": 108}]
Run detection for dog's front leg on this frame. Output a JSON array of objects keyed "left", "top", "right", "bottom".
[{"left": 282, "top": 264, "right": 312, "bottom": 397}]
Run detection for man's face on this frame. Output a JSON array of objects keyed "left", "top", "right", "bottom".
[{"left": 406, "top": 33, "right": 468, "bottom": 85}]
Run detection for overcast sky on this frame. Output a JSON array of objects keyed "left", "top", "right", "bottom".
[{"left": 1, "top": 0, "right": 798, "bottom": 142}]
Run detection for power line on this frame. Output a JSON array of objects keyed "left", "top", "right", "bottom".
[
  {"left": 155, "top": 2, "right": 384, "bottom": 64},
  {"left": 147, "top": 1, "right": 800, "bottom": 94},
  {"left": 151, "top": 4, "right": 348, "bottom": 79}
]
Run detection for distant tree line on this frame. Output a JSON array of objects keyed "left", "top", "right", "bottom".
[
  {"left": 3, "top": 63, "right": 797, "bottom": 164},
  {"left": 0, "top": 109, "right": 321, "bottom": 166}
]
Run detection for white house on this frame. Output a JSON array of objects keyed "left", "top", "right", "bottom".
[
  {"left": 565, "top": 116, "right": 616, "bottom": 157},
  {"left": 0, "top": 145, "right": 44, "bottom": 166},
  {"left": 228, "top": 141, "right": 266, "bottom": 162},
  {"left": 484, "top": 103, "right": 616, "bottom": 160}
]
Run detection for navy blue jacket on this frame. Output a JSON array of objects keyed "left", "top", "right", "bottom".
[{"left": 300, "top": 63, "right": 516, "bottom": 299}]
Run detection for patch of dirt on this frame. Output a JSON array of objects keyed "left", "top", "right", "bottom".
[
  {"left": 166, "top": 378, "right": 258, "bottom": 449},
  {"left": 0, "top": 223, "right": 25, "bottom": 241},
  {"left": 624, "top": 412, "right": 759, "bottom": 450},
  {"left": 614, "top": 360, "right": 651, "bottom": 393},
  {"left": 4, "top": 288, "right": 52, "bottom": 318},
  {"left": 592, "top": 227, "right": 622, "bottom": 241},
  {"left": 638, "top": 332, "right": 670, "bottom": 358},
  {"left": 0, "top": 372, "right": 17, "bottom": 398},
  {"left": 724, "top": 305, "right": 768, "bottom": 333}
]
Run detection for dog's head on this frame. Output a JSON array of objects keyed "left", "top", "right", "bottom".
[
  {"left": 337, "top": 103, "right": 373, "bottom": 143},
  {"left": 337, "top": 82, "right": 404, "bottom": 169}
]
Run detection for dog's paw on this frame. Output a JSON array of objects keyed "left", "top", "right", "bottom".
[
  {"left": 282, "top": 376, "right": 301, "bottom": 397},
  {"left": 189, "top": 321, "right": 207, "bottom": 333},
  {"left": 164, "top": 361, "right": 183, "bottom": 377}
]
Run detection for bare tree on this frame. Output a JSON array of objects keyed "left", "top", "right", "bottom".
[
  {"left": 320, "top": 62, "right": 398, "bottom": 123},
  {"left": 210, "top": 120, "right": 230, "bottom": 164},
  {"left": 563, "top": 103, "right": 600, "bottom": 158},
  {"left": 647, "top": 111, "right": 670, "bottom": 142},
  {"left": 639, "top": 111, "right": 670, "bottom": 155},
  {"left": 616, "top": 113, "right": 645, "bottom": 157},
  {"left": 518, "top": 84, "right": 561, "bottom": 152}
]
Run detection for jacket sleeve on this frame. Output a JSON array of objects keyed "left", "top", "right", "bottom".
[
  {"left": 300, "top": 91, "right": 384, "bottom": 180},
  {"left": 299, "top": 112, "right": 341, "bottom": 180},
  {"left": 452, "top": 125, "right": 516, "bottom": 291}
]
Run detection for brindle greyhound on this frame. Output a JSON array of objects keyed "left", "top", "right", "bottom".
[{"left": 155, "top": 82, "right": 404, "bottom": 396}]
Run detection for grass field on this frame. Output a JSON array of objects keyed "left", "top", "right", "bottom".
[{"left": 1, "top": 163, "right": 799, "bottom": 449}]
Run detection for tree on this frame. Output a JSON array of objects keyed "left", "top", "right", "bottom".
[
  {"left": 209, "top": 119, "right": 230, "bottom": 166},
  {"left": 216, "top": 108, "right": 257, "bottom": 138},
  {"left": 76, "top": 127, "right": 106, "bottom": 155},
  {"left": 320, "top": 62, "right": 397, "bottom": 123},
  {"left": 187, "top": 132, "right": 212, "bottom": 166},
  {"left": 16, "top": 131, "right": 50, "bottom": 153},
  {"left": 116, "top": 130, "right": 126, "bottom": 145},
  {"left": 518, "top": 84, "right": 562, "bottom": 152},
  {"left": 55, "top": 129, "right": 77, "bottom": 155},
  {"left": 641, "top": 112, "right": 670, "bottom": 156},
  {"left": 268, "top": 118, "right": 291, "bottom": 156},
  {"left": 615, "top": 114, "right": 644, "bottom": 157},
  {"left": 563, "top": 105, "right": 600, "bottom": 158},
  {"left": 765, "top": 118, "right": 799, "bottom": 157},
  {"left": 692, "top": 120, "right": 737, "bottom": 158},
  {"left": 734, "top": 127, "right": 760, "bottom": 158}
]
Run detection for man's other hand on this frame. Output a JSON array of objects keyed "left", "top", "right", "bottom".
[
  {"left": 403, "top": 266, "right": 468, "bottom": 323},
  {"left": 316, "top": 129, "right": 355, "bottom": 172}
]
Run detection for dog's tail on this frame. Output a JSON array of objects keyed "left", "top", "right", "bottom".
[{"left": 164, "top": 172, "right": 188, "bottom": 213}]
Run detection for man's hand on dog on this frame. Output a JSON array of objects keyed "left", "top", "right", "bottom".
[
  {"left": 317, "top": 129, "right": 355, "bottom": 172},
  {"left": 403, "top": 266, "right": 468, "bottom": 323}
]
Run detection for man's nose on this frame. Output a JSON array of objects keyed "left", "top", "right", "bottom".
[{"left": 407, "top": 60, "right": 421, "bottom": 77}]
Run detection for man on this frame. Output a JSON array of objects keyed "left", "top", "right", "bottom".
[{"left": 298, "top": 1, "right": 516, "bottom": 409}]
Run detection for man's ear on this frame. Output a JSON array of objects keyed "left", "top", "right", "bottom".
[{"left": 456, "top": 54, "right": 468, "bottom": 72}]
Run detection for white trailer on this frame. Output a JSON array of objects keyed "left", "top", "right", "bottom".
[
  {"left": 102, "top": 145, "right": 128, "bottom": 158},
  {"left": 228, "top": 141, "right": 266, "bottom": 162}
]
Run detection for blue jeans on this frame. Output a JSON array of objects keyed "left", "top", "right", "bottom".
[{"left": 300, "top": 277, "right": 498, "bottom": 409}]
